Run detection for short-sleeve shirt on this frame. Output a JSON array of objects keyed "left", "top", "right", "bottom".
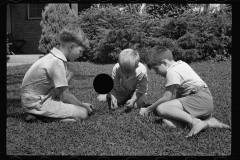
[
  {"left": 21, "top": 47, "right": 68, "bottom": 95},
  {"left": 165, "top": 60, "right": 207, "bottom": 97},
  {"left": 112, "top": 62, "right": 148, "bottom": 96}
]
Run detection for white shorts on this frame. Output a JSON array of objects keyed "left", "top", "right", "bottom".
[{"left": 21, "top": 88, "right": 75, "bottom": 119}]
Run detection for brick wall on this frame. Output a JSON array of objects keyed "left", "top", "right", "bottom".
[{"left": 11, "top": 4, "right": 43, "bottom": 54}]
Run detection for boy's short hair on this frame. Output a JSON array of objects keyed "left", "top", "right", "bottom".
[
  {"left": 144, "top": 46, "right": 173, "bottom": 70},
  {"left": 118, "top": 49, "right": 140, "bottom": 73},
  {"left": 58, "top": 26, "right": 89, "bottom": 50}
]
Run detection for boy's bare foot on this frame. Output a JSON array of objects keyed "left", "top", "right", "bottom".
[
  {"left": 22, "top": 112, "right": 37, "bottom": 122},
  {"left": 186, "top": 118, "right": 209, "bottom": 138},
  {"left": 206, "top": 117, "right": 231, "bottom": 129}
]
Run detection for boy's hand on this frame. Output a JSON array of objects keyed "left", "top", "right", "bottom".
[
  {"left": 125, "top": 99, "right": 134, "bottom": 109},
  {"left": 139, "top": 108, "right": 150, "bottom": 117},
  {"left": 83, "top": 103, "right": 94, "bottom": 114},
  {"left": 111, "top": 97, "right": 118, "bottom": 110}
]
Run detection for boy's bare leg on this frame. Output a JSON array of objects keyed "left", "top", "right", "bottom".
[
  {"left": 156, "top": 99, "right": 208, "bottom": 137},
  {"left": 162, "top": 118, "right": 186, "bottom": 128},
  {"left": 66, "top": 69, "right": 75, "bottom": 85}
]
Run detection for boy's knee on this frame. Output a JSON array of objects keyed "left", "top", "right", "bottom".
[
  {"left": 156, "top": 104, "right": 167, "bottom": 116},
  {"left": 72, "top": 106, "right": 88, "bottom": 120}
]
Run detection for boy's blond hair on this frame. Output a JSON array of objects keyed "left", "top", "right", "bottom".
[
  {"left": 118, "top": 49, "right": 140, "bottom": 73},
  {"left": 58, "top": 26, "right": 89, "bottom": 50},
  {"left": 144, "top": 46, "right": 173, "bottom": 70}
]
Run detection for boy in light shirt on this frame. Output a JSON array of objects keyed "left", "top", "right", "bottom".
[
  {"left": 140, "top": 45, "right": 230, "bottom": 138},
  {"left": 97, "top": 49, "right": 148, "bottom": 110},
  {"left": 21, "top": 26, "right": 93, "bottom": 122}
]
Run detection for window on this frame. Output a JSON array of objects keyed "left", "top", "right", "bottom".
[{"left": 27, "top": 4, "right": 46, "bottom": 19}]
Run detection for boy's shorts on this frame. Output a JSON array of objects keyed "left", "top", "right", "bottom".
[
  {"left": 21, "top": 88, "right": 75, "bottom": 119},
  {"left": 107, "top": 89, "right": 147, "bottom": 105},
  {"left": 178, "top": 87, "right": 213, "bottom": 120}
]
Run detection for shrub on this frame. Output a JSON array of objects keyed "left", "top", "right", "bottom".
[
  {"left": 77, "top": 4, "right": 231, "bottom": 63},
  {"left": 38, "top": 4, "right": 79, "bottom": 54},
  {"left": 174, "top": 6, "right": 232, "bottom": 61},
  {"left": 79, "top": 5, "right": 167, "bottom": 63}
]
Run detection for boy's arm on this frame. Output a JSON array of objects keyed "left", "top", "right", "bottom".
[
  {"left": 131, "top": 71, "right": 148, "bottom": 103},
  {"left": 130, "top": 91, "right": 143, "bottom": 103},
  {"left": 145, "top": 84, "right": 176, "bottom": 113},
  {"left": 109, "top": 64, "right": 120, "bottom": 97},
  {"left": 66, "top": 63, "right": 75, "bottom": 84},
  {"left": 112, "top": 64, "right": 120, "bottom": 89}
]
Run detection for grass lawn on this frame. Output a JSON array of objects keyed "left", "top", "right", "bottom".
[{"left": 7, "top": 60, "right": 231, "bottom": 156}]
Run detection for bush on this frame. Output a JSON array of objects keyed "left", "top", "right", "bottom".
[
  {"left": 78, "top": 4, "right": 231, "bottom": 63},
  {"left": 79, "top": 6, "right": 170, "bottom": 63},
  {"left": 174, "top": 6, "right": 232, "bottom": 61},
  {"left": 38, "top": 4, "right": 79, "bottom": 54}
]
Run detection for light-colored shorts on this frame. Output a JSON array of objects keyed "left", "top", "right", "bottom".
[
  {"left": 178, "top": 87, "right": 213, "bottom": 120},
  {"left": 107, "top": 89, "right": 147, "bottom": 105},
  {"left": 21, "top": 88, "right": 75, "bottom": 119}
]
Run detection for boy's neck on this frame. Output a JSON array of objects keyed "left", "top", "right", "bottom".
[
  {"left": 165, "top": 60, "right": 176, "bottom": 68},
  {"left": 58, "top": 45, "right": 69, "bottom": 59}
]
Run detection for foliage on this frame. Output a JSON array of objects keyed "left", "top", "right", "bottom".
[
  {"left": 38, "top": 4, "right": 79, "bottom": 54},
  {"left": 175, "top": 5, "right": 232, "bottom": 61},
  {"left": 7, "top": 61, "right": 231, "bottom": 155},
  {"left": 78, "top": 6, "right": 155, "bottom": 63},
  {"left": 38, "top": 3, "right": 231, "bottom": 63},
  {"left": 146, "top": 4, "right": 191, "bottom": 19},
  {"left": 78, "top": 4, "right": 231, "bottom": 63}
]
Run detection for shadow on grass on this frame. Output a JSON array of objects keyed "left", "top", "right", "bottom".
[{"left": 7, "top": 112, "right": 58, "bottom": 123}]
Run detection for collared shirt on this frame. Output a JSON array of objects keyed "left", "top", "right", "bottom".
[
  {"left": 112, "top": 62, "right": 148, "bottom": 96},
  {"left": 165, "top": 60, "right": 207, "bottom": 97},
  {"left": 21, "top": 47, "right": 68, "bottom": 95},
  {"left": 50, "top": 47, "right": 68, "bottom": 62}
]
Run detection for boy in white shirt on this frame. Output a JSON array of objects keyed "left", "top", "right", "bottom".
[
  {"left": 21, "top": 26, "right": 93, "bottom": 122},
  {"left": 97, "top": 49, "right": 148, "bottom": 110},
  {"left": 140, "top": 45, "right": 230, "bottom": 138}
]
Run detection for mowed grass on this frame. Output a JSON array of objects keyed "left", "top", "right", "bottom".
[{"left": 7, "top": 60, "right": 231, "bottom": 156}]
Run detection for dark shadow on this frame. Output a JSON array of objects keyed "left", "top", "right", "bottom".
[
  {"left": 142, "top": 103, "right": 152, "bottom": 108},
  {"left": 123, "top": 108, "right": 132, "bottom": 113},
  {"left": 7, "top": 98, "right": 21, "bottom": 108},
  {"left": 154, "top": 118, "right": 163, "bottom": 124}
]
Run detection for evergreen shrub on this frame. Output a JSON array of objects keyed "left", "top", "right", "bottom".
[{"left": 38, "top": 4, "right": 79, "bottom": 54}]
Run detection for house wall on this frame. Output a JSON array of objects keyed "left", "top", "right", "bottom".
[
  {"left": 10, "top": 3, "right": 92, "bottom": 55},
  {"left": 11, "top": 4, "right": 43, "bottom": 54}
]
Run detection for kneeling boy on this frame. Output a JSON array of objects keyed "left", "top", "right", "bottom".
[{"left": 97, "top": 49, "right": 148, "bottom": 110}]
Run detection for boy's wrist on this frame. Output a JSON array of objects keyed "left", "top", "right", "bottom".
[{"left": 146, "top": 105, "right": 153, "bottom": 113}]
